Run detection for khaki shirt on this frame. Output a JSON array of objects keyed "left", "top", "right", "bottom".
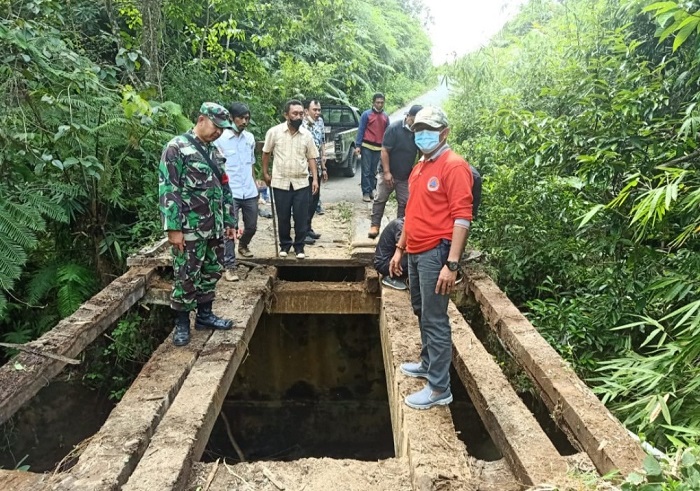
[{"left": 262, "top": 122, "right": 319, "bottom": 190}]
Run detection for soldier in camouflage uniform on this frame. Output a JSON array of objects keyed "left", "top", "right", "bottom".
[{"left": 159, "top": 102, "right": 238, "bottom": 347}]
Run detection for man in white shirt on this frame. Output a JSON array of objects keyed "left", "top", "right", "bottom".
[
  {"left": 262, "top": 99, "right": 319, "bottom": 259},
  {"left": 215, "top": 102, "right": 258, "bottom": 280}
]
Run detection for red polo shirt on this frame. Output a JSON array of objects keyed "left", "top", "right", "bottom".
[{"left": 404, "top": 148, "right": 474, "bottom": 254}]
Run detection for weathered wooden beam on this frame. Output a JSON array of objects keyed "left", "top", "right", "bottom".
[
  {"left": 125, "top": 238, "right": 169, "bottom": 267},
  {"left": 122, "top": 269, "right": 275, "bottom": 491},
  {"left": 128, "top": 254, "right": 371, "bottom": 269},
  {"left": 141, "top": 276, "right": 172, "bottom": 306},
  {"left": 466, "top": 272, "right": 646, "bottom": 477},
  {"left": 270, "top": 281, "right": 379, "bottom": 314},
  {"left": 49, "top": 330, "right": 214, "bottom": 491},
  {"left": 0, "top": 267, "right": 156, "bottom": 425},
  {"left": 379, "top": 288, "right": 472, "bottom": 490},
  {"left": 364, "top": 266, "right": 380, "bottom": 294},
  {"left": 450, "top": 302, "right": 567, "bottom": 485}
]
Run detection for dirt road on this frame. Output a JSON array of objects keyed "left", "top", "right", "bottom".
[{"left": 320, "top": 78, "right": 451, "bottom": 206}]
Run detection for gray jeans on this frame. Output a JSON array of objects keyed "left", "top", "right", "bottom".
[
  {"left": 370, "top": 176, "right": 409, "bottom": 227},
  {"left": 408, "top": 240, "right": 452, "bottom": 392}
]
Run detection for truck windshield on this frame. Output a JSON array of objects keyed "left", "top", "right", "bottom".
[{"left": 321, "top": 107, "right": 356, "bottom": 126}]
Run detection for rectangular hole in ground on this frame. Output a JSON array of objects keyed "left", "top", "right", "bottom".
[
  {"left": 276, "top": 266, "right": 365, "bottom": 282},
  {"left": 0, "top": 381, "right": 115, "bottom": 472},
  {"left": 448, "top": 365, "right": 502, "bottom": 462},
  {"left": 459, "top": 305, "right": 578, "bottom": 456},
  {"left": 204, "top": 313, "right": 394, "bottom": 463},
  {"left": 0, "top": 305, "right": 171, "bottom": 473}
]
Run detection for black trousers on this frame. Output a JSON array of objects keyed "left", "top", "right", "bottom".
[
  {"left": 307, "top": 175, "right": 321, "bottom": 232},
  {"left": 273, "top": 184, "right": 310, "bottom": 253}
]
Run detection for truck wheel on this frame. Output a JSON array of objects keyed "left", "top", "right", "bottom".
[{"left": 343, "top": 149, "right": 358, "bottom": 177}]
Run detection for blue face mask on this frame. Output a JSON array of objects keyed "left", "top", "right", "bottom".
[{"left": 414, "top": 130, "right": 441, "bottom": 153}]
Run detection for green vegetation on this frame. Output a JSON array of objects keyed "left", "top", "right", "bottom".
[
  {"left": 447, "top": 0, "right": 699, "bottom": 485},
  {"left": 0, "top": 0, "right": 432, "bottom": 365}
]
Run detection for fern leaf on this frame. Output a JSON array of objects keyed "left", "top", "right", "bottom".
[
  {"left": 57, "top": 263, "right": 94, "bottom": 288},
  {"left": 26, "top": 264, "right": 59, "bottom": 305},
  {"left": 57, "top": 283, "right": 84, "bottom": 318},
  {"left": 56, "top": 263, "right": 96, "bottom": 317},
  {"left": 0, "top": 197, "right": 46, "bottom": 232},
  {"left": 0, "top": 291, "right": 7, "bottom": 318},
  {"left": 21, "top": 191, "right": 70, "bottom": 223},
  {"left": 0, "top": 205, "right": 38, "bottom": 249},
  {"left": 0, "top": 233, "right": 25, "bottom": 290}
]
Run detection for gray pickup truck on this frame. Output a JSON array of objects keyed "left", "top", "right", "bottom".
[{"left": 320, "top": 104, "right": 360, "bottom": 177}]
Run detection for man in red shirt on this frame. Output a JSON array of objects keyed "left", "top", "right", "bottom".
[{"left": 389, "top": 106, "right": 474, "bottom": 410}]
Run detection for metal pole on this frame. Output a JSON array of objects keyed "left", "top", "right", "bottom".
[{"left": 269, "top": 187, "right": 279, "bottom": 257}]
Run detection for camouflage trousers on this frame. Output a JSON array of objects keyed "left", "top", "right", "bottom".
[{"left": 171, "top": 238, "right": 224, "bottom": 311}]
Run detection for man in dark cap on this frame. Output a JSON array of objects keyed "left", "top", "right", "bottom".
[
  {"left": 159, "top": 102, "right": 238, "bottom": 347},
  {"left": 368, "top": 104, "right": 422, "bottom": 239},
  {"left": 215, "top": 102, "right": 258, "bottom": 281}
]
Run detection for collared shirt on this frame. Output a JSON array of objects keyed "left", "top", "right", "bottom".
[
  {"left": 215, "top": 129, "right": 257, "bottom": 200},
  {"left": 404, "top": 145, "right": 474, "bottom": 254},
  {"left": 262, "top": 122, "right": 319, "bottom": 190},
  {"left": 302, "top": 116, "right": 326, "bottom": 176}
]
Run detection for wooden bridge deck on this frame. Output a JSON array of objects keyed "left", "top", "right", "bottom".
[{"left": 0, "top": 204, "right": 645, "bottom": 490}]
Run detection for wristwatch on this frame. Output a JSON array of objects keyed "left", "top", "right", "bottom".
[{"left": 446, "top": 261, "right": 460, "bottom": 272}]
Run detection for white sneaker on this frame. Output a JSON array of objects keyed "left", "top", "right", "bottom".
[
  {"left": 296, "top": 252, "right": 305, "bottom": 260},
  {"left": 279, "top": 250, "right": 288, "bottom": 258}
]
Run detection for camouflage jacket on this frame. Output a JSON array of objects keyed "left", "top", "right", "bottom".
[{"left": 158, "top": 130, "right": 237, "bottom": 241}]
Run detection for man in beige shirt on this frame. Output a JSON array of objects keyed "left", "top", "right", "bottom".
[{"left": 262, "top": 99, "right": 319, "bottom": 259}]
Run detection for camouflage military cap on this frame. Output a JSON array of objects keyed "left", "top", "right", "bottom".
[
  {"left": 411, "top": 106, "right": 449, "bottom": 130},
  {"left": 200, "top": 102, "right": 233, "bottom": 129}
]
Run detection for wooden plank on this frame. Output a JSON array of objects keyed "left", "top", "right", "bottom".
[
  {"left": 0, "top": 470, "right": 44, "bottom": 491},
  {"left": 379, "top": 288, "right": 472, "bottom": 490},
  {"left": 122, "top": 269, "right": 275, "bottom": 491},
  {"left": 270, "top": 281, "right": 379, "bottom": 314},
  {"left": 467, "top": 272, "right": 646, "bottom": 477},
  {"left": 0, "top": 267, "right": 156, "bottom": 425},
  {"left": 449, "top": 302, "right": 567, "bottom": 485},
  {"left": 125, "top": 255, "right": 171, "bottom": 267},
  {"left": 50, "top": 330, "right": 214, "bottom": 491},
  {"left": 128, "top": 254, "right": 371, "bottom": 269},
  {"left": 364, "top": 266, "right": 380, "bottom": 294},
  {"left": 126, "top": 238, "right": 169, "bottom": 267}
]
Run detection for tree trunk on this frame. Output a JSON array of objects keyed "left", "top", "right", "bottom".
[{"left": 140, "top": 0, "right": 163, "bottom": 96}]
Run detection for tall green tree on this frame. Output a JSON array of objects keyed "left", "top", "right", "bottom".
[{"left": 446, "top": 0, "right": 699, "bottom": 449}]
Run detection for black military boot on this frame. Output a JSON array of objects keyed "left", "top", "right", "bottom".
[
  {"left": 172, "top": 311, "right": 191, "bottom": 347},
  {"left": 195, "top": 301, "right": 233, "bottom": 330}
]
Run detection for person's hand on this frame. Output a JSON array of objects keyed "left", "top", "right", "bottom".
[
  {"left": 168, "top": 230, "right": 185, "bottom": 252},
  {"left": 263, "top": 172, "right": 272, "bottom": 185},
  {"left": 237, "top": 226, "right": 244, "bottom": 237},
  {"left": 383, "top": 171, "right": 394, "bottom": 186},
  {"left": 225, "top": 227, "right": 237, "bottom": 240},
  {"left": 312, "top": 179, "right": 319, "bottom": 195},
  {"left": 354, "top": 147, "right": 361, "bottom": 157},
  {"left": 436, "top": 266, "right": 458, "bottom": 295},
  {"left": 322, "top": 169, "right": 328, "bottom": 182},
  {"left": 389, "top": 249, "right": 404, "bottom": 278}
]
